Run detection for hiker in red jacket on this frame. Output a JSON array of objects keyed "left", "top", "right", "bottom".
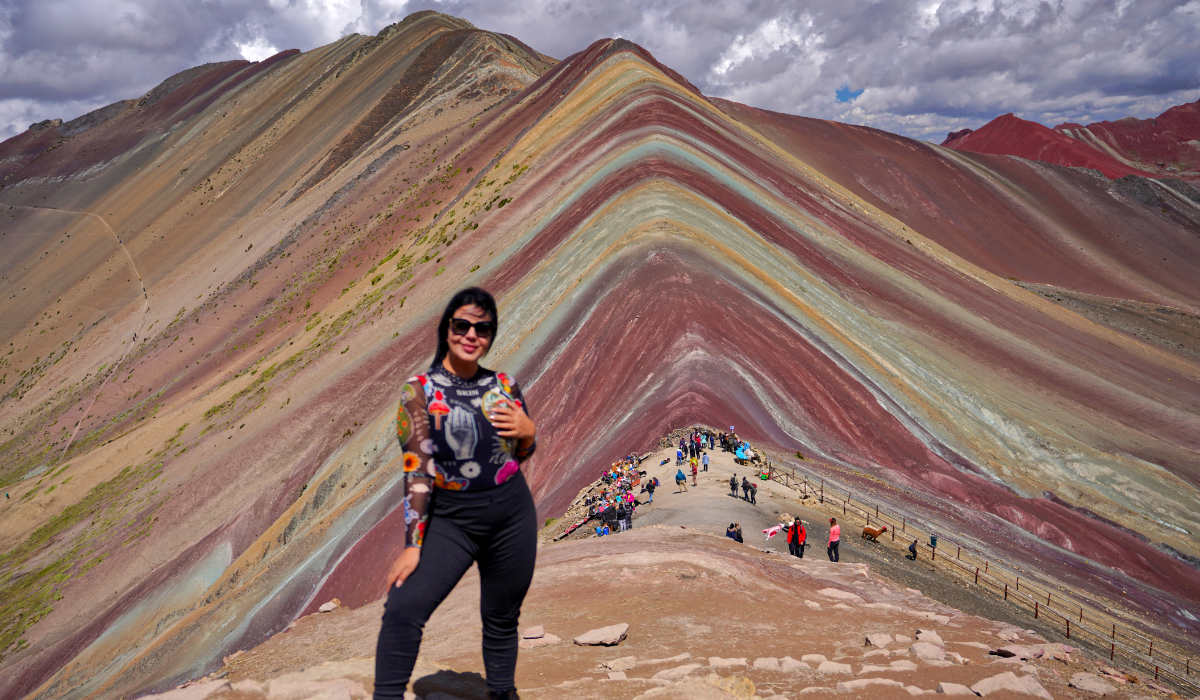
[{"left": 787, "top": 517, "right": 806, "bottom": 558}]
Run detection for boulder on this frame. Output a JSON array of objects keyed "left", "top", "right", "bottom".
[
  {"left": 707, "top": 657, "right": 747, "bottom": 668},
  {"left": 895, "top": 634, "right": 913, "bottom": 644},
  {"left": 573, "top": 623, "right": 629, "bottom": 646},
  {"left": 607, "top": 671, "right": 627, "bottom": 680},
  {"left": 602, "top": 656, "right": 637, "bottom": 672},
  {"left": 752, "top": 657, "right": 780, "bottom": 671},
  {"left": 971, "top": 671, "right": 1052, "bottom": 699},
  {"left": 816, "top": 660, "right": 852, "bottom": 674},
  {"left": 906, "top": 685, "right": 929, "bottom": 695},
  {"left": 916, "top": 629, "right": 944, "bottom": 646},
  {"left": 801, "top": 653, "right": 827, "bottom": 665},
  {"left": 316, "top": 598, "right": 341, "bottom": 613},
  {"left": 779, "top": 657, "right": 810, "bottom": 673},
  {"left": 866, "top": 632, "right": 894, "bottom": 647},
  {"left": 889, "top": 660, "right": 919, "bottom": 672},
  {"left": 1069, "top": 672, "right": 1116, "bottom": 695},
  {"left": 837, "top": 678, "right": 904, "bottom": 692},
  {"left": 521, "top": 625, "right": 544, "bottom": 639},
  {"left": 863, "top": 649, "right": 889, "bottom": 659},
  {"left": 936, "top": 681, "right": 976, "bottom": 695},
  {"left": 804, "top": 600, "right": 821, "bottom": 610},
  {"left": 911, "top": 641, "right": 946, "bottom": 661}
]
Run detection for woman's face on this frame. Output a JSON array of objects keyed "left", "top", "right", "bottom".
[{"left": 446, "top": 304, "right": 494, "bottom": 365}]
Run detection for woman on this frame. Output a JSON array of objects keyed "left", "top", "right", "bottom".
[
  {"left": 374, "top": 288, "right": 537, "bottom": 700},
  {"left": 827, "top": 517, "right": 841, "bottom": 562}
]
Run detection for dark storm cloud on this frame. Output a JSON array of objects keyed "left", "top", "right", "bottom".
[{"left": 1, "top": 0, "right": 1197, "bottom": 143}]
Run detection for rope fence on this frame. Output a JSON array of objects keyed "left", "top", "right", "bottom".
[{"left": 762, "top": 460, "right": 1199, "bottom": 695}]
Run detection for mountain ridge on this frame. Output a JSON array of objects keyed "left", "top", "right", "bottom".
[{"left": 0, "top": 11, "right": 1197, "bottom": 699}]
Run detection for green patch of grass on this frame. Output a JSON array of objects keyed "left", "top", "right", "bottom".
[{"left": 0, "top": 458, "right": 165, "bottom": 660}]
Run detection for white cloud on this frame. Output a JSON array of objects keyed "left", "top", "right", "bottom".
[
  {"left": 0, "top": 0, "right": 1197, "bottom": 144},
  {"left": 236, "top": 36, "right": 280, "bottom": 62}
]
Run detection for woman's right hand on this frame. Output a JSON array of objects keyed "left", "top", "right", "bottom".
[{"left": 387, "top": 547, "right": 421, "bottom": 589}]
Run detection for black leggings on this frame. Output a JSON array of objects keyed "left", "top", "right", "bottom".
[{"left": 374, "top": 472, "right": 537, "bottom": 697}]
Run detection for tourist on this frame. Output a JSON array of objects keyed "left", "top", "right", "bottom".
[
  {"left": 749, "top": 481, "right": 757, "bottom": 504},
  {"left": 376, "top": 287, "right": 537, "bottom": 700},
  {"left": 741, "top": 476, "right": 750, "bottom": 501},
  {"left": 726, "top": 523, "right": 739, "bottom": 541},
  {"left": 675, "top": 468, "right": 688, "bottom": 492},
  {"left": 907, "top": 539, "right": 918, "bottom": 560},
  {"left": 701, "top": 451, "right": 709, "bottom": 472},
  {"left": 787, "top": 518, "right": 803, "bottom": 557},
  {"left": 690, "top": 457, "right": 698, "bottom": 486},
  {"left": 729, "top": 474, "right": 738, "bottom": 497},
  {"left": 827, "top": 517, "right": 841, "bottom": 562}
]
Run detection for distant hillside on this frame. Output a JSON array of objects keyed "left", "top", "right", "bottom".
[{"left": 942, "top": 100, "right": 1200, "bottom": 181}]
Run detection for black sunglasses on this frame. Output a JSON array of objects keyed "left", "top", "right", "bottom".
[{"left": 449, "top": 317, "right": 496, "bottom": 338}]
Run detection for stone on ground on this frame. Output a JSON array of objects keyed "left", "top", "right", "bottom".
[
  {"left": 1069, "top": 672, "right": 1116, "bottom": 695},
  {"left": 971, "top": 671, "right": 1052, "bottom": 699},
  {"left": 573, "top": 622, "right": 629, "bottom": 646},
  {"left": 936, "top": 680, "right": 976, "bottom": 695}
]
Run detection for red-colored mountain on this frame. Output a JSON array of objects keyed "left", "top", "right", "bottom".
[
  {"left": 944, "top": 100, "right": 1200, "bottom": 181},
  {"left": 941, "top": 113, "right": 1155, "bottom": 179}
]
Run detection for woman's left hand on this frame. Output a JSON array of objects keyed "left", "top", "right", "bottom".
[{"left": 490, "top": 400, "right": 535, "bottom": 441}]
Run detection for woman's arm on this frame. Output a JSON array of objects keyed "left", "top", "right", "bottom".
[{"left": 388, "top": 378, "right": 435, "bottom": 588}]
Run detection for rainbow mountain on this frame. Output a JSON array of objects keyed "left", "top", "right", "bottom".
[{"left": 0, "top": 11, "right": 1197, "bottom": 698}]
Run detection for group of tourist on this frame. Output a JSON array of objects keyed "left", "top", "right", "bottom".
[
  {"left": 586, "top": 455, "right": 645, "bottom": 536},
  {"left": 730, "top": 473, "right": 758, "bottom": 503}
]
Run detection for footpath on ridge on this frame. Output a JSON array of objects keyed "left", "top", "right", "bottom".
[{"left": 139, "top": 442, "right": 1190, "bottom": 699}]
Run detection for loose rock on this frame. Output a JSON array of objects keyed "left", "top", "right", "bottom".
[
  {"left": 936, "top": 681, "right": 976, "bottom": 695},
  {"left": 971, "top": 671, "right": 1051, "bottom": 699},
  {"left": 573, "top": 623, "right": 629, "bottom": 646},
  {"left": 816, "top": 660, "right": 852, "bottom": 674},
  {"left": 1069, "top": 672, "right": 1116, "bottom": 696}
]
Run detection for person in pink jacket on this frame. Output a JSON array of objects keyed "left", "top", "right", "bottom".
[{"left": 827, "top": 517, "right": 841, "bottom": 562}]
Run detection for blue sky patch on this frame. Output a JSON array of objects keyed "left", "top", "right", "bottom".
[{"left": 836, "top": 85, "right": 865, "bottom": 103}]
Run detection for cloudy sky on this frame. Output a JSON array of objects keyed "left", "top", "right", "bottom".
[{"left": 1, "top": 0, "right": 1198, "bottom": 143}]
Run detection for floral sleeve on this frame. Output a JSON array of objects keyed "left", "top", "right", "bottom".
[
  {"left": 506, "top": 375, "right": 537, "bottom": 463},
  {"left": 396, "top": 377, "right": 435, "bottom": 548}
]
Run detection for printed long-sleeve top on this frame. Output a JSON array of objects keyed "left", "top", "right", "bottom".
[{"left": 395, "top": 365, "right": 535, "bottom": 547}]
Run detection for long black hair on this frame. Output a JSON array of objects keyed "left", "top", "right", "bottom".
[{"left": 432, "top": 287, "right": 499, "bottom": 366}]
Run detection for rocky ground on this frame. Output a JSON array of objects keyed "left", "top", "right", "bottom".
[{"left": 141, "top": 446, "right": 1193, "bottom": 699}]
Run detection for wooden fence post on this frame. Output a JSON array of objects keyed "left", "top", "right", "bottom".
[
  {"left": 1004, "top": 584, "right": 1008, "bottom": 600},
  {"left": 1066, "top": 619, "right": 1070, "bottom": 639},
  {"left": 956, "top": 545, "right": 960, "bottom": 559},
  {"left": 974, "top": 567, "right": 979, "bottom": 584},
  {"left": 1035, "top": 601, "right": 1039, "bottom": 619}
]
